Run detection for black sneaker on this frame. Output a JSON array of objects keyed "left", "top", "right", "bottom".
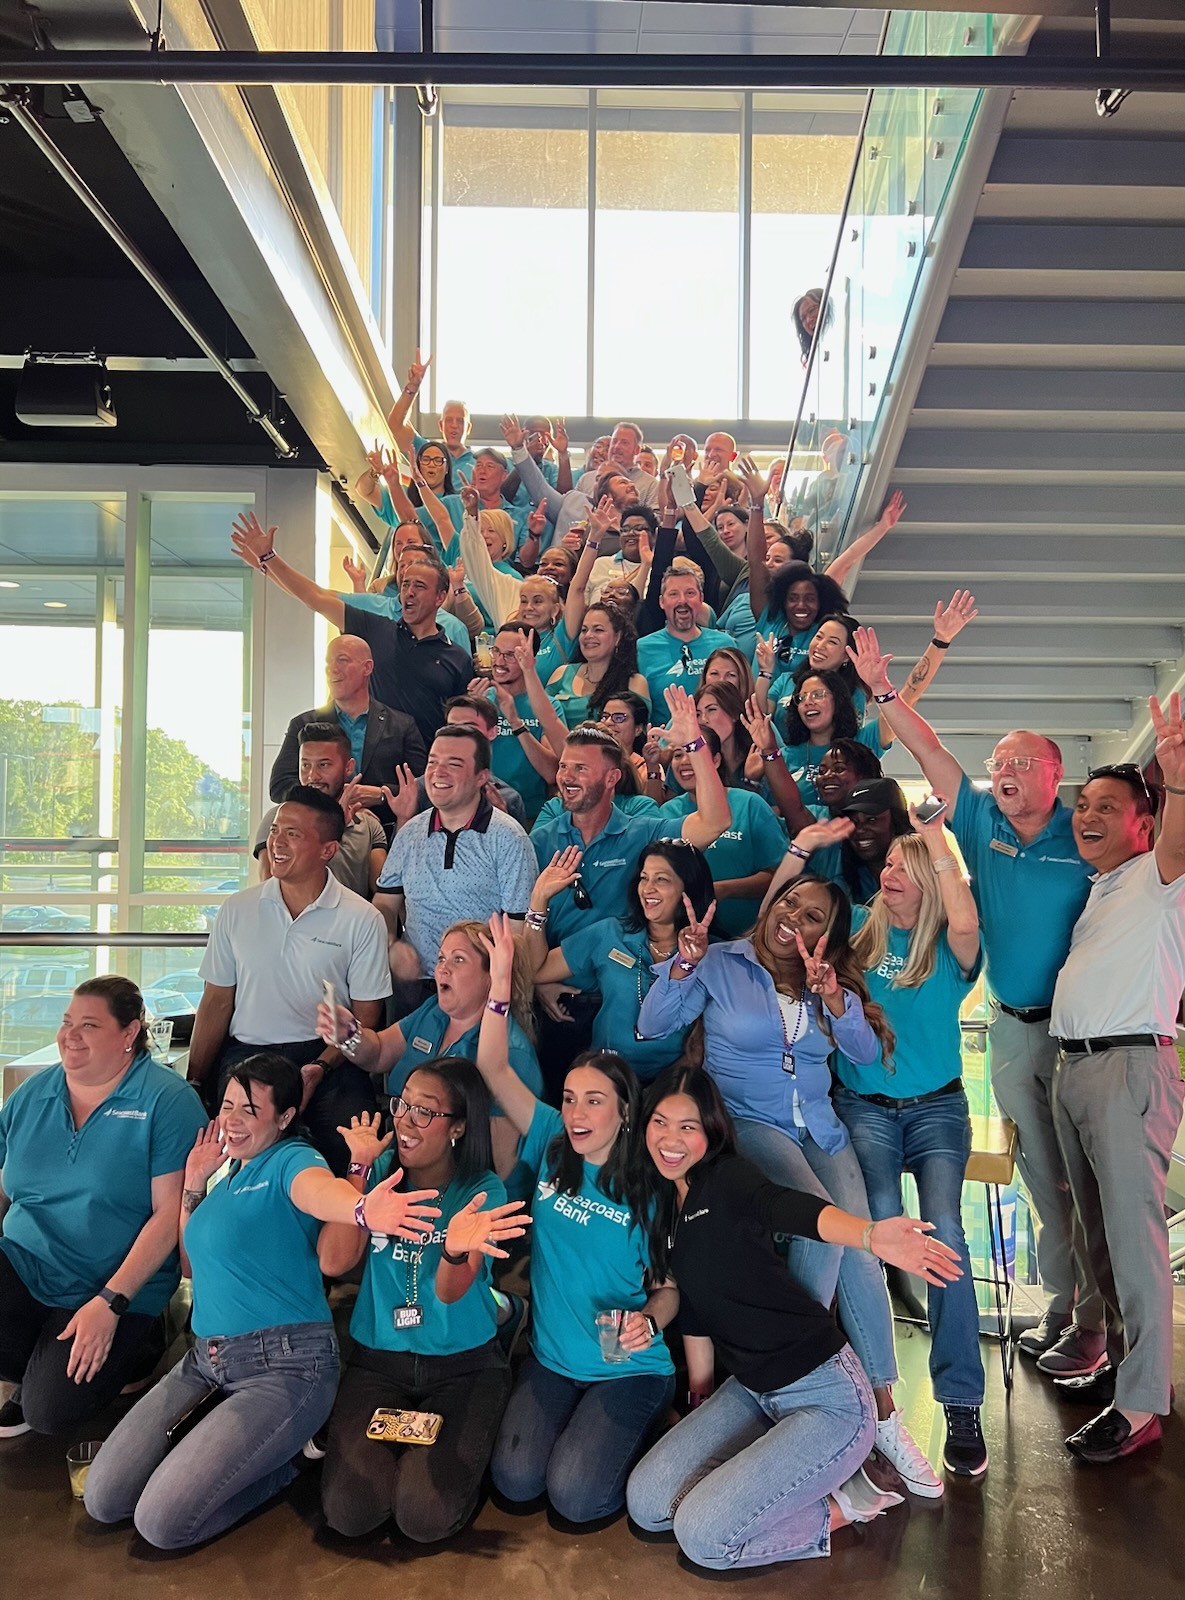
[
  {"left": 942, "top": 1405, "right": 988, "bottom": 1477},
  {"left": 0, "top": 1394, "right": 30, "bottom": 1438}
]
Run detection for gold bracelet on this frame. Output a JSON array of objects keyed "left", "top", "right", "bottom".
[{"left": 861, "top": 1221, "right": 876, "bottom": 1253}]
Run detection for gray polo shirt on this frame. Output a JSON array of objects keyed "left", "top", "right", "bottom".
[
  {"left": 254, "top": 805, "right": 386, "bottom": 901},
  {"left": 199, "top": 875, "right": 392, "bottom": 1044},
  {"left": 375, "top": 793, "right": 538, "bottom": 976}
]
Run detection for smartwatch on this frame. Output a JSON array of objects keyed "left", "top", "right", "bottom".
[
  {"left": 99, "top": 1287, "right": 130, "bottom": 1317},
  {"left": 643, "top": 1314, "right": 659, "bottom": 1340}
]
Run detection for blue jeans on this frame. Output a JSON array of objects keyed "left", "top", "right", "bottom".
[
  {"left": 84, "top": 1323, "right": 339, "bottom": 1550},
  {"left": 835, "top": 1087, "right": 985, "bottom": 1406},
  {"left": 492, "top": 1353, "right": 674, "bottom": 1523},
  {"left": 627, "top": 1346, "right": 874, "bottom": 1570},
  {"left": 734, "top": 1119, "right": 898, "bottom": 1389}
]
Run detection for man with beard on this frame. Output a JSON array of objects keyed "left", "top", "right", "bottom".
[{"left": 636, "top": 568, "right": 736, "bottom": 706}]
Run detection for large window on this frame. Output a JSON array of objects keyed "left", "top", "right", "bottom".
[{"left": 423, "top": 89, "right": 858, "bottom": 430}]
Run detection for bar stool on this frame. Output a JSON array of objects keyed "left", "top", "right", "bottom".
[{"left": 966, "top": 1114, "right": 1019, "bottom": 1394}]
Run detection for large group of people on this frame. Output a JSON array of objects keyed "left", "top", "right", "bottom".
[{"left": 1, "top": 359, "right": 1183, "bottom": 1573}]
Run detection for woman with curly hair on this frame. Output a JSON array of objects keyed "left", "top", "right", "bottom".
[{"left": 543, "top": 601, "right": 651, "bottom": 731}]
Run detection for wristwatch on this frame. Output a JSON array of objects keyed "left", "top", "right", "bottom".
[
  {"left": 98, "top": 1286, "right": 130, "bottom": 1317},
  {"left": 643, "top": 1314, "right": 659, "bottom": 1340}
]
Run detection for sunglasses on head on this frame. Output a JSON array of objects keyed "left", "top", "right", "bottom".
[{"left": 1086, "top": 761, "right": 1158, "bottom": 812}]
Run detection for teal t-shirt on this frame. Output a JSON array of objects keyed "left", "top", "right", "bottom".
[
  {"left": 806, "top": 839, "right": 882, "bottom": 905},
  {"left": 751, "top": 610, "right": 819, "bottom": 672},
  {"left": 349, "top": 1157, "right": 504, "bottom": 1356},
  {"left": 660, "top": 788, "right": 788, "bottom": 939},
  {"left": 718, "top": 582, "right": 757, "bottom": 659},
  {"left": 492, "top": 688, "right": 554, "bottom": 824},
  {"left": 779, "top": 722, "right": 886, "bottom": 807},
  {"left": 534, "top": 618, "right": 575, "bottom": 686},
  {"left": 0, "top": 1053, "right": 206, "bottom": 1316},
  {"left": 186, "top": 1138, "right": 332, "bottom": 1338},
  {"left": 837, "top": 908, "right": 982, "bottom": 1099},
  {"left": 559, "top": 918, "right": 687, "bottom": 1082},
  {"left": 636, "top": 626, "right": 738, "bottom": 706},
  {"left": 768, "top": 672, "right": 868, "bottom": 741},
  {"left": 518, "top": 1102, "right": 672, "bottom": 1383},
  {"left": 346, "top": 589, "right": 471, "bottom": 656}
]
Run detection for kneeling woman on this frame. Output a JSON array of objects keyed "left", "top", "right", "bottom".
[
  {"left": 627, "top": 1066, "right": 960, "bottom": 1572},
  {"left": 477, "top": 914, "right": 676, "bottom": 1525},
  {"left": 318, "top": 1059, "right": 528, "bottom": 1543},
  {"left": 84, "top": 1054, "right": 444, "bottom": 1549}
]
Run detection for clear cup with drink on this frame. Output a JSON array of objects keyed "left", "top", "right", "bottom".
[{"left": 595, "top": 1309, "right": 629, "bottom": 1364}]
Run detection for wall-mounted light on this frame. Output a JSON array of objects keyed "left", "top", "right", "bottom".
[{"left": 16, "top": 353, "right": 116, "bottom": 428}]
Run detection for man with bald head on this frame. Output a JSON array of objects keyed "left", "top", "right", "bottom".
[
  {"left": 268, "top": 634, "right": 427, "bottom": 828},
  {"left": 848, "top": 627, "right": 1102, "bottom": 1377}
]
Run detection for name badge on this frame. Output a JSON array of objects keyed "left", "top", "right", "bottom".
[
  {"left": 412, "top": 1037, "right": 433, "bottom": 1053},
  {"left": 989, "top": 839, "right": 1018, "bottom": 858},
  {"left": 393, "top": 1305, "right": 424, "bottom": 1330},
  {"left": 608, "top": 948, "right": 636, "bottom": 968}
]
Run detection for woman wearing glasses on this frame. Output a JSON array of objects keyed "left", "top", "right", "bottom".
[
  {"left": 524, "top": 840, "right": 715, "bottom": 1084},
  {"left": 317, "top": 1058, "right": 530, "bottom": 1542},
  {"left": 474, "top": 915, "right": 677, "bottom": 1526},
  {"left": 636, "top": 875, "right": 939, "bottom": 1495}
]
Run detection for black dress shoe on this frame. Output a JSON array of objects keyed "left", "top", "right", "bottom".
[
  {"left": 1065, "top": 1408, "right": 1162, "bottom": 1464},
  {"left": 1054, "top": 1366, "right": 1115, "bottom": 1405}
]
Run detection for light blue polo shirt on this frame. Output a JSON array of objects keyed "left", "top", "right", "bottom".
[
  {"left": 346, "top": 586, "right": 472, "bottom": 656},
  {"left": 660, "top": 788, "right": 788, "bottom": 938},
  {"left": 530, "top": 806, "right": 673, "bottom": 943},
  {"left": 637, "top": 626, "right": 738, "bottom": 706},
  {"left": 559, "top": 919, "right": 687, "bottom": 1082},
  {"left": 949, "top": 773, "right": 1092, "bottom": 1010},
  {"left": 836, "top": 909, "right": 982, "bottom": 1100},
  {"left": 350, "top": 1159, "right": 503, "bottom": 1356},
  {"left": 778, "top": 722, "right": 886, "bottom": 808},
  {"left": 0, "top": 1053, "right": 205, "bottom": 1315},
  {"left": 492, "top": 688, "right": 555, "bottom": 826},
  {"left": 518, "top": 1102, "right": 672, "bottom": 1384},
  {"left": 186, "top": 1138, "right": 331, "bottom": 1338}
]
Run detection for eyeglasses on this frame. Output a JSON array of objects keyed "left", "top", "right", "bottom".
[
  {"left": 489, "top": 646, "right": 519, "bottom": 662},
  {"left": 1086, "top": 762, "right": 1158, "bottom": 809},
  {"left": 390, "top": 1095, "right": 455, "bottom": 1129},
  {"left": 983, "top": 756, "right": 1059, "bottom": 775},
  {"left": 571, "top": 872, "right": 592, "bottom": 910},
  {"left": 795, "top": 689, "right": 830, "bottom": 704},
  {"left": 599, "top": 711, "right": 632, "bottom": 726}
]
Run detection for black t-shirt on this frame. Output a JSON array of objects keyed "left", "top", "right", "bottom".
[
  {"left": 344, "top": 607, "right": 471, "bottom": 748},
  {"left": 671, "top": 1155, "right": 847, "bottom": 1394}
]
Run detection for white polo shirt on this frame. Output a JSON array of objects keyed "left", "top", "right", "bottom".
[
  {"left": 1050, "top": 851, "right": 1185, "bottom": 1040},
  {"left": 200, "top": 874, "right": 392, "bottom": 1044}
]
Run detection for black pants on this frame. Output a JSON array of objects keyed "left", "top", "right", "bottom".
[
  {"left": 321, "top": 1339, "right": 511, "bottom": 1541},
  {"left": 0, "top": 1250, "right": 163, "bottom": 1436},
  {"left": 214, "top": 1038, "right": 378, "bottom": 1176},
  {"left": 535, "top": 993, "right": 600, "bottom": 1105}
]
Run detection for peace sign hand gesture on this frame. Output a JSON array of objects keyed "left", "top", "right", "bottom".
[
  {"left": 675, "top": 896, "right": 716, "bottom": 972},
  {"left": 1151, "top": 691, "right": 1185, "bottom": 791},
  {"left": 795, "top": 930, "right": 840, "bottom": 1001}
]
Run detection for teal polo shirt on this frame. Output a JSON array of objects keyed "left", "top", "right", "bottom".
[
  {"left": 346, "top": 586, "right": 471, "bottom": 656},
  {"left": 492, "top": 688, "right": 554, "bottom": 825},
  {"left": 350, "top": 1161, "right": 504, "bottom": 1356},
  {"left": 413, "top": 433, "right": 478, "bottom": 485},
  {"left": 534, "top": 792, "right": 660, "bottom": 827},
  {"left": 336, "top": 707, "right": 368, "bottom": 772},
  {"left": 0, "top": 1053, "right": 206, "bottom": 1315},
  {"left": 949, "top": 773, "right": 1092, "bottom": 1010},
  {"left": 660, "top": 788, "right": 788, "bottom": 938},
  {"left": 636, "top": 626, "right": 738, "bottom": 706},
  {"left": 530, "top": 805, "right": 673, "bottom": 943},
  {"left": 186, "top": 1138, "right": 332, "bottom": 1338},
  {"left": 559, "top": 918, "right": 687, "bottom": 1082}
]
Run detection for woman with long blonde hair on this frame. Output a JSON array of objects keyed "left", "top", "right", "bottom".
[{"left": 836, "top": 807, "right": 987, "bottom": 1485}]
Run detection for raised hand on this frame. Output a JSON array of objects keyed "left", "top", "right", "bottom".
[
  {"left": 466, "top": 675, "right": 494, "bottom": 701},
  {"left": 447, "top": 557, "right": 467, "bottom": 595},
  {"left": 907, "top": 798, "right": 951, "bottom": 839},
  {"left": 641, "top": 726, "right": 667, "bottom": 775},
  {"left": 735, "top": 454, "right": 768, "bottom": 505},
  {"left": 676, "top": 896, "right": 716, "bottom": 969},
  {"left": 362, "top": 1170, "right": 442, "bottom": 1243},
  {"left": 500, "top": 413, "right": 525, "bottom": 450},
  {"left": 867, "top": 1216, "right": 963, "bottom": 1288},
  {"left": 795, "top": 930, "right": 840, "bottom": 1001},
  {"left": 527, "top": 498, "right": 548, "bottom": 538},
  {"left": 1150, "top": 691, "right": 1185, "bottom": 790},
  {"left": 560, "top": 523, "right": 587, "bottom": 554},
  {"left": 664, "top": 685, "right": 703, "bottom": 749},
  {"left": 754, "top": 632, "right": 777, "bottom": 679},
  {"left": 339, "top": 779, "right": 367, "bottom": 825},
  {"left": 534, "top": 846, "right": 584, "bottom": 903},
  {"left": 184, "top": 1121, "right": 227, "bottom": 1189},
  {"left": 511, "top": 628, "right": 540, "bottom": 681},
  {"left": 741, "top": 694, "right": 776, "bottom": 755},
  {"left": 343, "top": 553, "right": 368, "bottom": 592},
  {"left": 846, "top": 624, "right": 893, "bottom": 694},
  {"left": 590, "top": 494, "right": 620, "bottom": 538},
  {"left": 443, "top": 1193, "right": 531, "bottom": 1261},
  {"left": 478, "top": 910, "right": 519, "bottom": 994},
  {"left": 366, "top": 440, "right": 397, "bottom": 478},
  {"left": 406, "top": 347, "right": 431, "bottom": 392},
  {"left": 792, "top": 816, "right": 855, "bottom": 853},
  {"left": 877, "top": 489, "right": 906, "bottom": 530},
  {"left": 932, "top": 589, "right": 978, "bottom": 644},
  {"left": 230, "top": 510, "right": 276, "bottom": 570},
  {"left": 636, "top": 525, "right": 653, "bottom": 567},
  {"left": 456, "top": 474, "right": 479, "bottom": 518},
  {"left": 552, "top": 417, "right": 569, "bottom": 455},
  {"left": 336, "top": 1110, "right": 393, "bottom": 1169},
  {"left": 380, "top": 763, "right": 420, "bottom": 827}
]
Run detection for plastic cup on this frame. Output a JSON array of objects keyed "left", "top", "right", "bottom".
[
  {"left": 66, "top": 1440, "right": 101, "bottom": 1500},
  {"left": 150, "top": 1019, "right": 174, "bottom": 1061},
  {"left": 595, "top": 1309, "right": 629, "bottom": 1364}
]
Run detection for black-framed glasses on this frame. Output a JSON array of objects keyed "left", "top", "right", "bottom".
[
  {"left": 572, "top": 872, "right": 592, "bottom": 910},
  {"left": 390, "top": 1095, "right": 453, "bottom": 1129},
  {"left": 1086, "top": 762, "right": 1158, "bottom": 811}
]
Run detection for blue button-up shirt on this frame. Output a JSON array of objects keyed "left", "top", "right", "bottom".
[{"left": 636, "top": 939, "right": 879, "bottom": 1154}]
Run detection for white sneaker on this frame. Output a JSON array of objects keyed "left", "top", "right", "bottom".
[
  {"left": 876, "top": 1410, "right": 944, "bottom": 1499},
  {"left": 831, "top": 1465, "right": 904, "bottom": 1525}
]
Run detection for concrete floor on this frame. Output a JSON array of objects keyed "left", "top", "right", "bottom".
[{"left": 3, "top": 1316, "right": 1184, "bottom": 1600}]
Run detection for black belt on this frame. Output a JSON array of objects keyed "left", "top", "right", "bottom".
[
  {"left": 997, "top": 1002, "right": 1052, "bottom": 1024},
  {"left": 1056, "top": 1034, "right": 1173, "bottom": 1056},
  {"left": 847, "top": 1077, "right": 963, "bottom": 1111}
]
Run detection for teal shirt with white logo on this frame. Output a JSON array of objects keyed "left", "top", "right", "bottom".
[
  {"left": 492, "top": 689, "right": 554, "bottom": 824},
  {"left": 186, "top": 1138, "right": 332, "bottom": 1338},
  {"left": 837, "top": 908, "right": 982, "bottom": 1099},
  {"left": 779, "top": 722, "right": 886, "bottom": 807},
  {"left": 559, "top": 918, "right": 687, "bottom": 1082},
  {"left": 534, "top": 618, "right": 575, "bottom": 686},
  {"left": 949, "top": 772, "right": 1091, "bottom": 1010},
  {"left": 660, "top": 788, "right": 788, "bottom": 939},
  {"left": 751, "top": 609, "right": 819, "bottom": 671},
  {"left": 0, "top": 1053, "right": 205, "bottom": 1316},
  {"left": 350, "top": 1158, "right": 504, "bottom": 1356},
  {"left": 518, "top": 1102, "right": 672, "bottom": 1383},
  {"left": 530, "top": 806, "right": 672, "bottom": 942},
  {"left": 636, "top": 626, "right": 738, "bottom": 706}
]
